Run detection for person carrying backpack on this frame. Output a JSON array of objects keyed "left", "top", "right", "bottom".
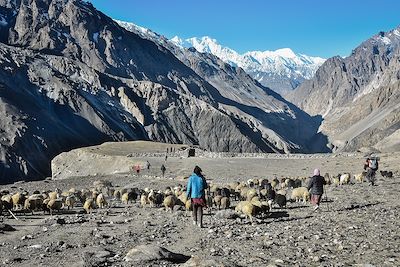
[{"left": 364, "top": 156, "right": 379, "bottom": 186}]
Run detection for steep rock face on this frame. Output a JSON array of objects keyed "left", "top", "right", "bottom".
[
  {"left": 0, "top": 0, "right": 327, "bottom": 183},
  {"left": 287, "top": 27, "right": 400, "bottom": 152},
  {"left": 0, "top": 44, "right": 147, "bottom": 182},
  {"left": 118, "top": 21, "right": 327, "bottom": 154}
]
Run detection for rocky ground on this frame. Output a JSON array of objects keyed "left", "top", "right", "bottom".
[{"left": 1, "top": 151, "right": 400, "bottom": 267}]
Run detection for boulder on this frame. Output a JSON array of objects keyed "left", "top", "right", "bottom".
[
  {"left": 181, "top": 256, "right": 239, "bottom": 267},
  {"left": 124, "top": 244, "right": 190, "bottom": 263}
]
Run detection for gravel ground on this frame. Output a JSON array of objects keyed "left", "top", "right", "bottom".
[{"left": 0, "top": 152, "right": 399, "bottom": 267}]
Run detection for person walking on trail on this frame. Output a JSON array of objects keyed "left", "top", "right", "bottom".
[
  {"left": 134, "top": 165, "right": 140, "bottom": 176},
  {"left": 186, "top": 166, "right": 208, "bottom": 228},
  {"left": 364, "top": 156, "right": 379, "bottom": 186},
  {"left": 307, "top": 168, "right": 326, "bottom": 211},
  {"left": 161, "top": 164, "right": 166, "bottom": 178},
  {"left": 146, "top": 161, "right": 151, "bottom": 170}
]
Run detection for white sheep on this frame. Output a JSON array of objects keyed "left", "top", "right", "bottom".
[
  {"left": 290, "top": 187, "right": 310, "bottom": 203},
  {"left": 163, "top": 195, "right": 176, "bottom": 212},
  {"left": 47, "top": 199, "right": 63, "bottom": 215},
  {"left": 235, "top": 201, "right": 256, "bottom": 223},
  {"left": 354, "top": 172, "right": 366, "bottom": 183},
  {"left": 24, "top": 195, "right": 44, "bottom": 214},
  {"left": 11, "top": 192, "right": 27, "bottom": 210},
  {"left": 340, "top": 173, "right": 351, "bottom": 185},
  {"left": 83, "top": 198, "right": 95, "bottom": 214},
  {"left": 96, "top": 193, "right": 107, "bottom": 209},
  {"left": 65, "top": 195, "right": 77, "bottom": 210}
]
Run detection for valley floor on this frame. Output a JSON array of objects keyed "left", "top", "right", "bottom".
[{"left": 1, "top": 152, "right": 399, "bottom": 266}]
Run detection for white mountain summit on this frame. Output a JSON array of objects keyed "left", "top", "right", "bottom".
[
  {"left": 171, "top": 36, "right": 326, "bottom": 95},
  {"left": 116, "top": 20, "right": 325, "bottom": 95}
]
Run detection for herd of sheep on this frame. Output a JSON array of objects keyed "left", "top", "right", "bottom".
[{"left": 0, "top": 170, "right": 393, "bottom": 223}]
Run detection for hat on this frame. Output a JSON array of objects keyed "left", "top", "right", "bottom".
[{"left": 313, "top": 169, "right": 320, "bottom": 176}]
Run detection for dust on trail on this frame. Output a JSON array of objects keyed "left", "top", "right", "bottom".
[{"left": 1, "top": 152, "right": 399, "bottom": 266}]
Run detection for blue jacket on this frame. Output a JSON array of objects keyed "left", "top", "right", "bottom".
[{"left": 186, "top": 173, "right": 207, "bottom": 199}]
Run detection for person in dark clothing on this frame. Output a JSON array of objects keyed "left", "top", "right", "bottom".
[
  {"left": 307, "top": 168, "right": 326, "bottom": 211},
  {"left": 161, "top": 164, "right": 166, "bottom": 178},
  {"left": 186, "top": 166, "right": 208, "bottom": 228},
  {"left": 265, "top": 183, "right": 276, "bottom": 211},
  {"left": 364, "top": 157, "right": 379, "bottom": 185}
]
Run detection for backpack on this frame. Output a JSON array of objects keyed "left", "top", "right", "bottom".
[{"left": 369, "top": 159, "right": 378, "bottom": 169}]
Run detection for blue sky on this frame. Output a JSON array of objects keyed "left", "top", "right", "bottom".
[{"left": 87, "top": 0, "right": 400, "bottom": 58}]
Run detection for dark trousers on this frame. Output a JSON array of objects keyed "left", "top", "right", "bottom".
[
  {"left": 192, "top": 204, "right": 203, "bottom": 226},
  {"left": 366, "top": 168, "right": 376, "bottom": 184}
]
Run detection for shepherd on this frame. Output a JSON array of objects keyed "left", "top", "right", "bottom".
[
  {"left": 134, "top": 165, "right": 141, "bottom": 176},
  {"left": 186, "top": 166, "right": 208, "bottom": 228},
  {"left": 364, "top": 156, "right": 379, "bottom": 186},
  {"left": 307, "top": 168, "right": 326, "bottom": 211},
  {"left": 161, "top": 164, "right": 166, "bottom": 178}
]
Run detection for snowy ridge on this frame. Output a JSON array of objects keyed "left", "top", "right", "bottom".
[
  {"left": 171, "top": 36, "right": 325, "bottom": 86},
  {"left": 116, "top": 20, "right": 160, "bottom": 40},
  {"left": 116, "top": 20, "right": 325, "bottom": 94}
]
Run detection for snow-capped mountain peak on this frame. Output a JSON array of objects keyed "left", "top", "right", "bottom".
[
  {"left": 117, "top": 20, "right": 326, "bottom": 95},
  {"left": 274, "top": 48, "right": 297, "bottom": 58},
  {"left": 170, "top": 35, "right": 325, "bottom": 94}
]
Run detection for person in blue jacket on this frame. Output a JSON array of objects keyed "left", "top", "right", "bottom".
[{"left": 186, "top": 166, "right": 208, "bottom": 228}]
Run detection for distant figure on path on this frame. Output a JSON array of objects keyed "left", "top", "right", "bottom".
[
  {"left": 161, "top": 164, "right": 166, "bottom": 178},
  {"left": 146, "top": 161, "right": 151, "bottom": 170},
  {"left": 307, "top": 168, "right": 326, "bottom": 211},
  {"left": 364, "top": 156, "right": 379, "bottom": 186},
  {"left": 165, "top": 154, "right": 168, "bottom": 162},
  {"left": 134, "top": 165, "right": 141, "bottom": 176},
  {"left": 186, "top": 166, "right": 208, "bottom": 228}
]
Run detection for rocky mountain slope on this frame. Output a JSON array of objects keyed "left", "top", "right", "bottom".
[
  {"left": 117, "top": 21, "right": 327, "bottom": 153},
  {"left": 0, "top": 0, "right": 327, "bottom": 183},
  {"left": 117, "top": 21, "right": 325, "bottom": 95},
  {"left": 287, "top": 27, "right": 400, "bottom": 152}
]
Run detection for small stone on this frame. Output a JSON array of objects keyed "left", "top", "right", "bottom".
[
  {"left": 29, "top": 244, "right": 42, "bottom": 249},
  {"left": 56, "top": 218, "right": 66, "bottom": 225},
  {"left": 226, "top": 231, "right": 233, "bottom": 239},
  {"left": 298, "top": 235, "right": 305, "bottom": 240},
  {"left": 21, "top": 235, "right": 33, "bottom": 240},
  {"left": 313, "top": 256, "right": 321, "bottom": 262}
]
